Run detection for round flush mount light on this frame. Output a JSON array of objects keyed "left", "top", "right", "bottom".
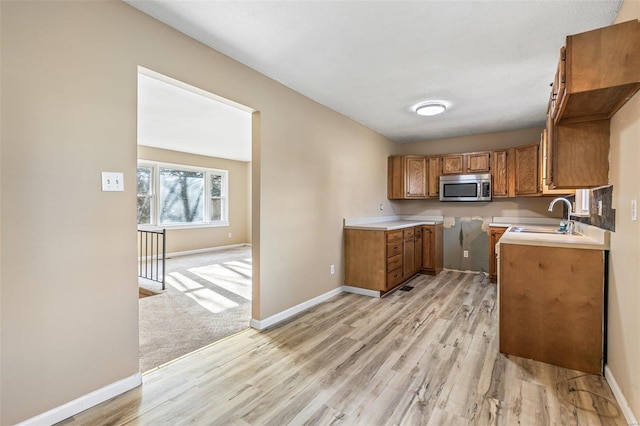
[{"left": 415, "top": 102, "right": 447, "bottom": 116}]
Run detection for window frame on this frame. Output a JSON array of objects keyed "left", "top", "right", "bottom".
[
  {"left": 136, "top": 163, "right": 155, "bottom": 226},
  {"left": 573, "top": 189, "right": 591, "bottom": 217},
  {"left": 137, "top": 160, "right": 229, "bottom": 229}
]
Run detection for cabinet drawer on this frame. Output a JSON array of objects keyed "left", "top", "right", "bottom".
[
  {"left": 386, "top": 230, "right": 403, "bottom": 243},
  {"left": 387, "top": 254, "right": 402, "bottom": 272},
  {"left": 387, "top": 242, "right": 402, "bottom": 257},
  {"left": 403, "top": 228, "right": 415, "bottom": 241},
  {"left": 387, "top": 269, "right": 403, "bottom": 288}
]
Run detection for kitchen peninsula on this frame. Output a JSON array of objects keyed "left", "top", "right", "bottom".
[{"left": 497, "top": 222, "right": 610, "bottom": 374}]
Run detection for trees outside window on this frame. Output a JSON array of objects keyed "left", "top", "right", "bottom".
[
  {"left": 137, "top": 166, "right": 153, "bottom": 225},
  {"left": 137, "top": 162, "right": 228, "bottom": 227}
]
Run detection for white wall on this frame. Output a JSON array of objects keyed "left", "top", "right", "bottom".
[{"left": 608, "top": 3, "right": 640, "bottom": 419}]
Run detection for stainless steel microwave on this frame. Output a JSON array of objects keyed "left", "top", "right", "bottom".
[{"left": 439, "top": 173, "right": 492, "bottom": 202}]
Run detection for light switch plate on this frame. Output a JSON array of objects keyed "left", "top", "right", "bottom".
[
  {"left": 101, "top": 172, "right": 124, "bottom": 192},
  {"left": 632, "top": 199, "right": 637, "bottom": 221}
]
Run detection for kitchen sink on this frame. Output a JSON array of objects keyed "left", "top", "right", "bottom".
[{"left": 509, "top": 226, "right": 581, "bottom": 236}]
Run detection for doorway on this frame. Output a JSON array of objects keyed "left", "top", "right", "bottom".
[{"left": 136, "top": 67, "right": 254, "bottom": 372}]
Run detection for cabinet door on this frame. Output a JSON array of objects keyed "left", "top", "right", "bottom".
[
  {"left": 441, "top": 154, "right": 464, "bottom": 175},
  {"left": 545, "top": 112, "right": 556, "bottom": 188},
  {"left": 491, "top": 150, "right": 509, "bottom": 197},
  {"left": 422, "top": 226, "right": 433, "bottom": 271},
  {"left": 488, "top": 227, "right": 506, "bottom": 283},
  {"left": 405, "top": 156, "right": 427, "bottom": 198},
  {"left": 551, "top": 120, "right": 610, "bottom": 189},
  {"left": 466, "top": 152, "right": 491, "bottom": 173},
  {"left": 514, "top": 143, "right": 540, "bottom": 196},
  {"left": 387, "top": 156, "right": 404, "bottom": 199},
  {"left": 549, "top": 47, "right": 566, "bottom": 121},
  {"left": 540, "top": 130, "right": 574, "bottom": 195},
  {"left": 414, "top": 227, "right": 423, "bottom": 275},
  {"left": 403, "top": 230, "right": 415, "bottom": 280},
  {"left": 427, "top": 156, "right": 441, "bottom": 198},
  {"left": 388, "top": 156, "right": 427, "bottom": 199},
  {"left": 560, "top": 21, "right": 640, "bottom": 122},
  {"left": 500, "top": 244, "right": 604, "bottom": 374}
]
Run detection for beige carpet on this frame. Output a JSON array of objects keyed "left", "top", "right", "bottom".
[{"left": 138, "top": 246, "right": 252, "bottom": 372}]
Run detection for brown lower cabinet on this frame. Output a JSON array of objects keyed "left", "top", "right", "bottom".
[
  {"left": 421, "top": 224, "right": 443, "bottom": 275},
  {"left": 488, "top": 226, "right": 507, "bottom": 283},
  {"left": 344, "top": 224, "right": 442, "bottom": 294},
  {"left": 499, "top": 243, "right": 605, "bottom": 374}
]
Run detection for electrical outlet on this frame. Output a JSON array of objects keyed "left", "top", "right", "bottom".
[
  {"left": 330, "top": 264, "right": 335, "bottom": 275},
  {"left": 228, "top": 233, "right": 232, "bottom": 238},
  {"left": 379, "top": 204, "right": 384, "bottom": 211},
  {"left": 632, "top": 199, "right": 637, "bottom": 222},
  {"left": 598, "top": 200, "right": 603, "bottom": 216},
  {"left": 463, "top": 250, "right": 469, "bottom": 258}
]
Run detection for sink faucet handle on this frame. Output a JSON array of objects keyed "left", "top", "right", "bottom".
[{"left": 567, "top": 220, "right": 575, "bottom": 234}]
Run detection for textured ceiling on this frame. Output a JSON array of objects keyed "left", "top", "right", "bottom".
[{"left": 127, "top": 0, "right": 622, "bottom": 144}]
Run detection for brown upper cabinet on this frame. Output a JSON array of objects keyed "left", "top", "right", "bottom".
[
  {"left": 491, "top": 150, "right": 509, "bottom": 198},
  {"left": 546, "top": 20, "right": 640, "bottom": 189},
  {"left": 427, "top": 156, "right": 441, "bottom": 198},
  {"left": 546, "top": 118, "right": 610, "bottom": 189},
  {"left": 391, "top": 138, "right": 575, "bottom": 200},
  {"left": 540, "top": 129, "right": 574, "bottom": 196},
  {"left": 388, "top": 155, "right": 427, "bottom": 199},
  {"left": 441, "top": 154, "right": 464, "bottom": 175},
  {"left": 441, "top": 151, "right": 490, "bottom": 175},
  {"left": 491, "top": 143, "right": 542, "bottom": 198},
  {"left": 555, "top": 20, "right": 640, "bottom": 124},
  {"left": 513, "top": 143, "right": 540, "bottom": 196},
  {"left": 467, "top": 152, "right": 491, "bottom": 173}
]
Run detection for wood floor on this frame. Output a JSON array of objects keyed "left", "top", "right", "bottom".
[{"left": 60, "top": 271, "right": 625, "bottom": 425}]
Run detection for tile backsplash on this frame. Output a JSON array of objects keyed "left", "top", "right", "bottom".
[{"left": 569, "top": 185, "right": 615, "bottom": 232}]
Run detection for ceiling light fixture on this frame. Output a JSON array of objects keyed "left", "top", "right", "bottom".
[{"left": 415, "top": 102, "right": 447, "bottom": 116}]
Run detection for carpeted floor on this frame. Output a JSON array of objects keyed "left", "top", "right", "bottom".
[{"left": 138, "top": 245, "right": 252, "bottom": 373}]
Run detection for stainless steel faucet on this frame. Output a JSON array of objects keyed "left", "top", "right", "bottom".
[{"left": 548, "top": 197, "right": 574, "bottom": 234}]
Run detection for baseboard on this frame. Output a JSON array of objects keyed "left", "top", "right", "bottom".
[
  {"left": 17, "top": 373, "right": 142, "bottom": 426},
  {"left": 605, "top": 365, "right": 638, "bottom": 425},
  {"left": 166, "top": 243, "right": 251, "bottom": 259},
  {"left": 250, "top": 287, "right": 344, "bottom": 330},
  {"left": 342, "top": 285, "right": 381, "bottom": 298}
]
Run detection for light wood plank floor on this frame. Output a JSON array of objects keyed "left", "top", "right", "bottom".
[{"left": 59, "top": 271, "right": 625, "bottom": 425}]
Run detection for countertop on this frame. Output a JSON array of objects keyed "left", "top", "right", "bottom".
[
  {"left": 343, "top": 215, "right": 443, "bottom": 231},
  {"left": 344, "top": 220, "right": 441, "bottom": 231},
  {"left": 489, "top": 216, "right": 563, "bottom": 228},
  {"left": 497, "top": 222, "right": 610, "bottom": 251}
]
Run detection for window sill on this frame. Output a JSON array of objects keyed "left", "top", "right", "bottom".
[
  {"left": 139, "top": 222, "right": 230, "bottom": 231},
  {"left": 570, "top": 212, "right": 591, "bottom": 218}
]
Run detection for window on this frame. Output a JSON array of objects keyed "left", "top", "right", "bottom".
[
  {"left": 137, "top": 161, "right": 228, "bottom": 227},
  {"left": 210, "top": 173, "right": 224, "bottom": 221},
  {"left": 574, "top": 189, "right": 591, "bottom": 217},
  {"left": 137, "top": 166, "right": 153, "bottom": 225},
  {"left": 159, "top": 168, "right": 204, "bottom": 224}
]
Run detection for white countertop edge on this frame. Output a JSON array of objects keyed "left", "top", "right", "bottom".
[
  {"left": 344, "top": 215, "right": 444, "bottom": 227},
  {"left": 491, "top": 216, "right": 562, "bottom": 226},
  {"left": 498, "top": 237, "right": 608, "bottom": 251},
  {"left": 344, "top": 220, "right": 442, "bottom": 231}
]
